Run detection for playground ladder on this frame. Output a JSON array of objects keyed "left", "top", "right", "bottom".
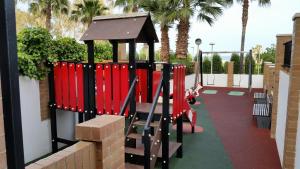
[{"left": 124, "top": 103, "right": 181, "bottom": 169}]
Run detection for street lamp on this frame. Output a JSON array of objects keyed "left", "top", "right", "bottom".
[
  {"left": 209, "top": 42, "right": 215, "bottom": 74},
  {"left": 194, "top": 38, "right": 203, "bottom": 88}
]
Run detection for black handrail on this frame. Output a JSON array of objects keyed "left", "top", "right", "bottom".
[
  {"left": 119, "top": 77, "right": 137, "bottom": 116},
  {"left": 144, "top": 75, "right": 163, "bottom": 130}
]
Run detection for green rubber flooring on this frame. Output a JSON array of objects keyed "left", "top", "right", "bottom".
[
  {"left": 202, "top": 90, "right": 218, "bottom": 94},
  {"left": 166, "top": 97, "right": 233, "bottom": 169},
  {"left": 227, "top": 91, "right": 245, "bottom": 96}
]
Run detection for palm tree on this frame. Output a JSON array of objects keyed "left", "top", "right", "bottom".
[
  {"left": 71, "top": 0, "right": 108, "bottom": 26},
  {"left": 140, "top": 0, "right": 177, "bottom": 62},
  {"left": 28, "top": 0, "right": 69, "bottom": 30},
  {"left": 230, "top": 0, "right": 271, "bottom": 73},
  {"left": 175, "top": 0, "right": 228, "bottom": 59},
  {"left": 115, "top": 0, "right": 139, "bottom": 13}
]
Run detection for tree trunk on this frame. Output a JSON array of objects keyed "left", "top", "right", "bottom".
[
  {"left": 45, "top": 0, "right": 52, "bottom": 31},
  {"left": 160, "top": 25, "right": 170, "bottom": 62},
  {"left": 176, "top": 18, "right": 190, "bottom": 59},
  {"left": 240, "top": 0, "right": 249, "bottom": 73}
]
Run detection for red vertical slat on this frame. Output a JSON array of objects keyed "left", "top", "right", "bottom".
[
  {"left": 172, "top": 66, "right": 178, "bottom": 119},
  {"left": 182, "top": 65, "right": 186, "bottom": 113},
  {"left": 152, "top": 71, "right": 161, "bottom": 98},
  {"left": 104, "top": 64, "right": 112, "bottom": 114},
  {"left": 61, "top": 62, "right": 69, "bottom": 110},
  {"left": 180, "top": 65, "right": 184, "bottom": 114},
  {"left": 140, "top": 69, "right": 148, "bottom": 103},
  {"left": 113, "top": 64, "right": 121, "bottom": 115},
  {"left": 76, "top": 64, "right": 84, "bottom": 113},
  {"left": 178, "top": 65, "right": 182, "bottom": 114},
  {"left": 136, "top": 69, "right": 141, "bottom": 103},
  {"left": 96, "top": 64, "right": 104, "bottom": 115},
  {"left": 120, "top": 64, "right": 129, "bottom": 117},
  {"left": 68, "top": 63, "right": 76, "bottom": 111},
  {"left": 54, "top": 62, "right": 62, "bottom": 109}
]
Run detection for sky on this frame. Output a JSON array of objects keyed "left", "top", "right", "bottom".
[{"left": 17, "top": 0, "right": 300, "bottom": 57}]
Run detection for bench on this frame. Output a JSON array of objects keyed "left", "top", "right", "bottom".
[{"left": 252, "top": 94, "right": 272, "bottom": 129}]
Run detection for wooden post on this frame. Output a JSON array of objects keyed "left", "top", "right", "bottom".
[
  {"left": 227, "top": 62, "right": 234, "bottom": 87},
  {"left": 112, "top": 41, "right": 118, "bottom": 63},
  {"left": 129, "top": 40, "right": 136, "bottom": 116},
  {"left": 148, "top": 41, "right": 154, "bottom": 102}
]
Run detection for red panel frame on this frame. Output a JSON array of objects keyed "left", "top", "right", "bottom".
[
  {"left": 61, "top": 62, "right": 69, "bottom": 110},
  {"left": 96, "top": 64, "right": 104, "bottom": 115},
  {"left": 104, "top": 64, "right": 112, "bottom": 114},
  {"left": 112, "top": 64, "right": 121, "bottom": 115},
  {"left": 68, "top": 63, "right": 76, "bottom": 111},
  {"left": 76, "top": 64, "right": 84, "bottom": 113},
  {"left": 152, "top": 71, "right": 161, "bottom": 98},
  {"left": 54, "top": 62, "right": 62, "bottom": 109}
]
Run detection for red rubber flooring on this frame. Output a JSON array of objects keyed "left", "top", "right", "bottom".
[{"left": 199, "top": 87, "right": 282, "bottom": 169}]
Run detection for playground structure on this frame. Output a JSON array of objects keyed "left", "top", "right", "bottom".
[{"left": 47, "top": 13, "right": 197, "bottom": 169}]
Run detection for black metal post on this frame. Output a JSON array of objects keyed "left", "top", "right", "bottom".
[
  {"left": 129, "top": 40, "right": 136, "bottom": 117},
  {"left": 83, "top": 64, "right": 90, "bottom": 120},
  {"left": 86, "top": 41, "right": 96, "bottom": 119},
  {"left": 199, "top": 50, "right": 203, "bottom": 87},
  {"left": 147, "top": 42, "right": 154, "bottom": 102},
  {"left": 176, "top": 115, "right": 183, "bottom": 158},
  {"left": 162, "top": 64, "right": 170, "bottom": 169},
  {"left": 0, "top": 0, "right": 25, "bottom": 168},
  {"left": 48, "top": 65, "right": 58, "bottom": 152},
  {"left": 112, "top": 41, "right": 118, "bottom": 63},
  {"left": 143, "top": 128, "right": 151, "bottom": 169}
]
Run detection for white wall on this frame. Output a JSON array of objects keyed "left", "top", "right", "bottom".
[
  {"left": 295, "top": 93, "right": 300, "bottom": 169},
  {"left": 275, "top": 71, "right": 290, "bottom": 166},
  {"left": 19, "top": 76, "right": 52, "bottom": 163},
  {"left": 172, "top": 74, "right": 263, "bottom": 91},
  {"left": 19, "top": 77, "right": 77, "bottom": 163}
]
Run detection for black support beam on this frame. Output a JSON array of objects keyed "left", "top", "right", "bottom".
[
  {"left": 147, "top": 42, "right": 154, "bottom": 102},
  {"left": 0, "top": 0, "right": 25, "bottom": 168},
  {"left": 128, "top": 40, "right": 136, "bottom": 117}
]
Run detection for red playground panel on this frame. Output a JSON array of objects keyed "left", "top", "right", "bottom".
[
  {"left": 54, "top": 62, "right": 62, "bottom": 109},
  {"left": 139, "top": 69, "right": 148, "bottom": 103},
  {"left": 68, "top": 63, "right": 76, "bottom": 111},
  {"left": 96, "top": 64, "right": 104, "bottom": 115},
  {"left": 76, "top": 64, "right": 84, "bottom": 113},
  {"left": 61, "top": 62, "right": 69, "bottom": 110},
  {"left": 104, "top": 64, "right": 112, "bottom": 114},
  {"left": 153, "top": 71, "right": 162, "bottom": 98},
  {"left": 120, "top": 64, "right": 129, "bottom": 116},
  {"left": 112, "top": 64, "right": 121, "bottom": 115}
]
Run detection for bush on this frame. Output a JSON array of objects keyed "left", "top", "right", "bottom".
[
  {"left": 94, "top": 41, "right": 113, "bottom": 62},
  {"left": 17, "top": 27, "right": 53, "bottom": 80},
  {"left": 230, "top": 53, "right": 240, "bottom": 74},
  {"left": 224, "top": 61, "right": 229, "bottom": 73},
  {"left": 212, "top": 54, "right": 223, "bottom": 74},
  {"left": 170, "top": 52, "right": 194, "bottom": 75},
  {"left": 203, "top": 57, "right": 211, "bottom": 73},
  {"left": 50, "top": 37, "right": 86, "bottom": 63}
]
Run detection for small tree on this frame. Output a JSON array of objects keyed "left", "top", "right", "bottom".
[
  {"left": 203, "top": 57, "right": 211, "bottom": 74},
  {"left": 230, "top": 53, "right": 240, "bottom": 74},
  {"left": 212, "top": 54, "right": 223, "bottom": 74}
]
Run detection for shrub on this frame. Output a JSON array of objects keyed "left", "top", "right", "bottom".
[
  {"left": 212, "top": 54, "right": 223, "bottom": 74},
  {"left": 230, "top": 53, "right": 240, "bottom": 74},
  {"left": 170, "top": 52, "right": 194, "bottom": 75},
  {"left": 94, "top": 41, "right": 113, "bottom": 62},
  {"left": 50, "top": 37, "right": 86, "bottom": 63},
  {"left": 203, "top": 57, "right": 211, "bottom": 73},
  {"left": 17, "top": 27, "right": 53, "bottom": 80}
]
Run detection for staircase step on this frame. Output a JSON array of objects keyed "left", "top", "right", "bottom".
[
  {"left": 125, "top": 141, "right": 182, "bottom": 158},
  {"left": 125, "top": 163, "right": 144, "bottom": 169},
  {"left": 133, "top": 120, "right": 160, "bottom": 127},
  {"left": 136, "top": 102, "right": 172, "bottom": 114},
  {"left": 127, "top": 133, "right": 153, "bottom": 140}
]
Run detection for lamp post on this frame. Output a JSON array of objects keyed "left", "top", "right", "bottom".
[
  {"left": 209, "top": 42, "right": 215, "bottom": 74},
  {"left": 194, "top": 38, "right": 202, "bottom": 88}
]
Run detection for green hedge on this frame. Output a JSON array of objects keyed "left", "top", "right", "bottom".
[
  {"left": 230, "top": 53, "right": 240, "bottom": 74},
  {"left": 17, "top": 27, "right": 113, "bottom": 80}
]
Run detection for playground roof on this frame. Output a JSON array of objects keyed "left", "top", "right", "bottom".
[{"left": 80, "top": 12, "right": 159, "bottom": 43}]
